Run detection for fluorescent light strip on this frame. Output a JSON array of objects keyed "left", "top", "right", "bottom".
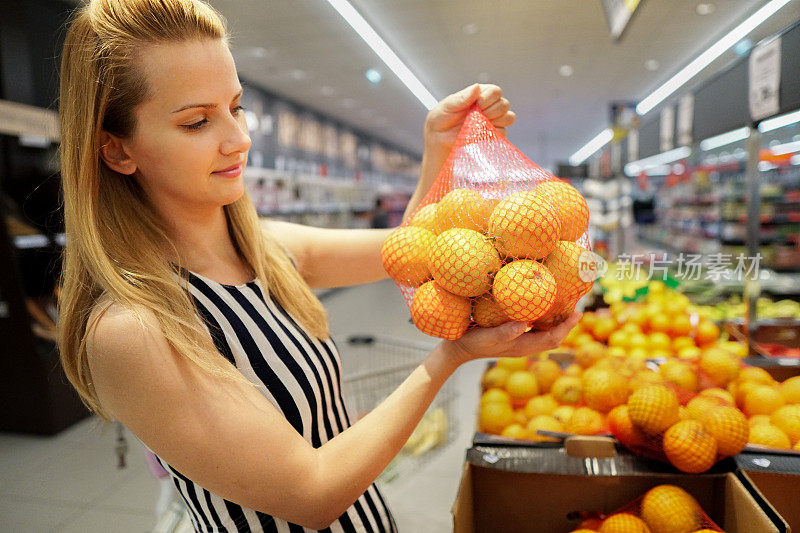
[
  {"left": 624, "top": 146, "right": 691, "bottom": 176},
  {"left": 569, "top": 128, "right": 614, "bottom": 165},
  {"left": 771, "top": 140, "right": 800, "bottom": 155},
  {"left": 759, "top": 108, "right": 800, "bottom": 132},
  {"left": 636, "top": 0, "right": 791, "bottom": 116},
  {"left": 325, "top": 0, "right": 438, "bottom": 110},
  {"left": 698, "top": 127, "right": 750, "bottom": 151}
]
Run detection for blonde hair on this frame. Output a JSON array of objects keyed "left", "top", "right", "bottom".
[{"left": 58, "top": 0, "right": 329, "bottom": 419}]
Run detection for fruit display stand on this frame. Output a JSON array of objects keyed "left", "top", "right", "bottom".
[
  {"left": 736, "top": 450, "right": 800, "bottom": 532},
  {"left": 451, "top": 443, "right": 785, "bottom": 533}
]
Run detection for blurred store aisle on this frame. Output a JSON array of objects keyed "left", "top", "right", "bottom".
[{"left": 0, "top": 279, "right": 484, "bottom": 532}]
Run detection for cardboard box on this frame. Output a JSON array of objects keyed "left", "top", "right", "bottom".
[
  {"left": 453, "top": 446, "right": 785, "bottom": 533},
  {"left": 737, "top": 451, "right": 800, "bottom": 532}
]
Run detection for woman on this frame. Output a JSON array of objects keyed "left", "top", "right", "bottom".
[{"left": 58, "top": 1, "right": 580, "bottom": 531}]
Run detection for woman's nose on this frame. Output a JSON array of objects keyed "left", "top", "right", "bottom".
[{"left": 220, "top": 114, "right": 252, "bottom": 155}]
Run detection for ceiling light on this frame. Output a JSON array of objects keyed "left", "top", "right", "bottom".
[
  {"left": 558, "top": 65, "right": 574, "bottom": 77},
  {"left": 462, "top": 22, "right": 480, "bottom": 35},
  {"left": 758, "top": 109, "right": 800, "bottom": 132},
  {"left": 325, "top": 0, "right": 438, "bottom": 110},
  {"left": 696, "top": 3, "right": 715, "bottom": 15},
  {"left": 733, "top": 38, "right": 752, "bottom": 56},
  {"left": 365, "top": 69, "right": 382, "bottom": 84},
  {"left": 320, "top": 85, "right": 335, "bottom": 97},
  {"left": 644, "top": 59, "right": 660, "bottom": 71},
  {"left": 698, "top": 127, "right": 750, "bottom": 151},
  {"left": 636, "top": 0, "right": 791, "bottom": 116},
  {"left": 624, "top": 146, "right": 691, "bottom": 176},
  {"left": 770, "top": 140, "right": 800, "bottom": 155},
  {"left": 569, "top": 129, "right": 614, "bottom": 166}
]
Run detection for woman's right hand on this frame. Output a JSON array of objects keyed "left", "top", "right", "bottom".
[{"left": 446, "top": 312, "right": 582, "bottom": 365}]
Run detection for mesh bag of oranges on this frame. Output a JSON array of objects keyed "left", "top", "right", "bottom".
[
  {"left": 608, "top": 384, "right": 750, "bottom": 474},
  {"left": 381, "top": 105, "right": 595, "bottom": 340},
  {"left": 570, "top": 484, "right": 724, "bottom": 533}
]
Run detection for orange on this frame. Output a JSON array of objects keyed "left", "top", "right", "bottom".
[
  {"left": 744, "top": 385, "right": 785, "bottom": 416},
  {"left": 380, "top": 226, "right": 435, "bottom": 287},
  {"left": 699, "top": 388, "right": 734, "bottom": 405},
  {"left": 493, "top": 260, "right": 557, "bottom": 322},
  {"left": 640, "top": 484, "right": 702, "bottom": 533},
  {"left": 411, "top": 281, "right": 471, "bottom": 340},
  {"left": 531, "top": 359, "right": 562, "bottom": 393},
  {"left": 780, "top": 376, "right": 800, "bottom": 404},
  {"left": 738, "top": 366, "right": 775, "bottom": 386},
  {"left": 552, "top": 405, "right": 576, "bottom": 424},
  {"left": 564, "top": 363, "right": 584, "bottom": 377},
  {"left": 648, "top": 313, "right": 671, "bottom": 335},
  {"left": 629, "top": 332, "right": 650, "bottom": 351},
  {"left": 551, "top": 376, "right": 583, "bottom": 405},
  {"left": 599, "top": 513, "right": 651, "bottom": 533},
  {"left": 749, "top": 424, "right": 791, "bottom": 449},
  {"left": 409, "top": 203, "right": 441, "bottom": 233},
  {"left": 770, "top": 404, "right": 800, "bottom": 445},
  {"left": 671, "top": 335, "right": 695, "bottom": 353},
  {"left": 496, "top": 357, "right": 528, "bottom": 372},
  {"left": 581, "top": 311, "right": 599, "bottom": 331},
  {"left": 428, "top": 228, "right": 501, "bottom": 297},
  {"left": 649, "top": 332, "right": 672, "bottom": 352},
  {"left": 564, "top": 407, "right": 606, "bottom": 435},
  {"left": 479, "top": 401, "right": 514, "bottom": 434},
  {"left": 659, "top": 360, "right": 698, "bottom": 392},
  {"left": 628, "top": 385, "right": 681, "bottom": 435},
  {"left": 621, "top": 322, "right": 643, "bottom": 336},
  {"left": 524, "top": 394, "right": 559, "bottom": 418},
  {"left": 608, "top": 330, "right": 630, "bottom": 349},
  {"left": 649, "top": 349, "right": 672, "bottom": 360},
  {"left": 607, "top": 405, "right": 647, "bottom": 447},
  {"left": 719, "top": 340, "right": 748, "bottom": 358},
  {"left": 500, "top": 423, "right": 527, "bottom": 439},
  {"left": 677, "top": 346, "right": 701, "bottom": 361},
  {"left": 685, "top": 396, "right": 723, "bottom": 421},
  {"left": 582, "top": 367, "right": 630, "bottom": 413},
  {"left": 631, "top": 370, "right": 663, "bottom": 390},
  {"left": 629, "top": 347, "right": 650, "bottom": 360},
  {"left": 749, "top": 414, "right": 771, "bottom": 427},
  {"left": 488, "top": 190, "right": 561, "bottom": 259},
  {"left": 663, "top": 420, "right": 718, "bottom": 473},
  {"left": 572, "top": 332, "right": 596, "bottom": 349},
  {"left": 732, "top": 380, "right": 759, "bottom": 409},
  {"left": 701, "top": 405, "right": 748, "bottom": 456},
  {"left": 607, "top": 346, "right": 628, "bottom": 359},
  {"left": 695, "top": 319, "right": 719, "bottom": 346},
  {"left": 532, "top": 297, "right": 577, "bottom": 331},
  {"left": 670, "top": 316, "right": 693, "bottom": 339},
  {"left": 480, "top": 388, "right": 511, "bottom": 405},
  {"left": 592, "top": 316, "right": 617, "bottom": 342},
  {"left": 699, "top": 347, "right": 740, "bottom": 387},
  {"left": 472, "top": 294, "right": 511, "bottom": 328},
  {"left": 570, "top": 530, "right": 598, "bottom": 533},
  {"left": 534, "top": 180, "right": 589, "bottom": 241},
  {"left": 526, "top": 414, "right": 565, "bottom": 441},
  {"left": 481, "top": 366, "right": 510, "bottom": 389},
  {"left": 435, "top": 188, "right": 494, "bottom": 233},
  {"left": 504, "top": 371, "right": 539, "bottom": 401},
  {"left": 575, "top": 341, "right": 606, "bottom": 368},
  {"left": 513, "top": 408, "right": 529, "bottom": 426},
  {"left": 543, "top": 241, "right": 595, "bottom": 304}
]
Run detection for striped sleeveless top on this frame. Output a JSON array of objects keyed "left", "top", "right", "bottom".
[{"left": 153, "top": 269, "right": 396, "bottom": 532}]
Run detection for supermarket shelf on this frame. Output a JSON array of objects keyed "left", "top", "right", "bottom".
[{"left": 257, "top": 202, "right": 373, "bottom": 217}]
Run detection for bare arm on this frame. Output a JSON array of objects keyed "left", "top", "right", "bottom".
[{"left": 87, "top": 300, "right": 578, "bottom": 528}]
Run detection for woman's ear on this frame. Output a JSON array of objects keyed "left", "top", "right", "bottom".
[{"left": 99, "top": 131, "right": 137, "bottom": 175}]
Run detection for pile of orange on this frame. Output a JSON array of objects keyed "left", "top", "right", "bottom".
[
  {"left": 570, "top": 484, "right": 721, "bottom": 533},
  {"left": 382, "top": 183, "right": 593, "bottom": 340}
]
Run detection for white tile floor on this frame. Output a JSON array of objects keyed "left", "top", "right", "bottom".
[{"left": 0, "top": 280, "right": 485, "bottom": 532}]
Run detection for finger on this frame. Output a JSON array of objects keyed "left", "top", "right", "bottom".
[
  {"left": 477, "top": 85, "right": 502, "bottom": 110},
  {"left": 502, "top": 312, "right": 582, "bottom": 355},
  {"left": 495, "top": 126, "right": 507, "bottom": 137},
  {"left": 440, "top": 83, "right": 481, "bottom": 112},
  {"left": 482, "top": 97, "right": 510, "bottom": 120},
  {"left": 491, "top": 110, "right": 516, "bottom": 128}
]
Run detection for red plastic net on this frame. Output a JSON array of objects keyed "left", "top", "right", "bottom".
[
  {"left": 381, "top": 106, "right": 595, "bottom": 340},
  {"left": 597, "top": 485, "right": 725, "bottom": 533}
]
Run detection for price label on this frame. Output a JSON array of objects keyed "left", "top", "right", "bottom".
[{"left": 749, "top": 37, "right": 781, "bottom": 121}]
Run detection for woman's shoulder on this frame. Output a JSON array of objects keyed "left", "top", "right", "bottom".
[{"left": 86, "top": 293, "right": 164, "bottom": 361}]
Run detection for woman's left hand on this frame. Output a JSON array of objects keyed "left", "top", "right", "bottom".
[{"left": 423, "top": 83, "right": 516, "bottom": 155}]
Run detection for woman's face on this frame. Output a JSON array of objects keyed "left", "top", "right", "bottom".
[{"left": 122, "top": 38, "right": 251, "bottom": 213}]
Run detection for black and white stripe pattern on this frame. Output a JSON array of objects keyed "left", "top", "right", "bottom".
[{"left": 154, "top": 271, "right": 396, "bottom": 533}]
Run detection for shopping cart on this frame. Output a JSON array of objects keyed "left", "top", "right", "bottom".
[{"left": 339, "top": 334, "right": 459, "bottom": 482}]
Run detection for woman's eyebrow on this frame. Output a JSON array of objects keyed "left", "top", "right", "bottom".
[{"left": 171, "top": 90, "right": 243, "bottom": 113}]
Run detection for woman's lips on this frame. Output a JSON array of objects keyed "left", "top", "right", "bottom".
[{"left": 212, "top": 164, "right": 243, "bottom": 178}]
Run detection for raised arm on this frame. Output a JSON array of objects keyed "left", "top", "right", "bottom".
[
  {"left": 87, "top": 300, "right": 577, "bottom": 529},
  {"left": 265, "top": 84, "right": 516, "bottom": 290}
]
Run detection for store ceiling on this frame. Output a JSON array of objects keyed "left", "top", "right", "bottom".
[{"left": 70, "top": 0, "right": 800, "bottom": 170}]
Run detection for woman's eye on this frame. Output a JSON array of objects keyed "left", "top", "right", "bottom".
[
  {"left": 182, "top": 118, "right": 208, "bottom": 130},
  {"left": 232, "top": 105, "right": 245, "bottom": 115}
]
